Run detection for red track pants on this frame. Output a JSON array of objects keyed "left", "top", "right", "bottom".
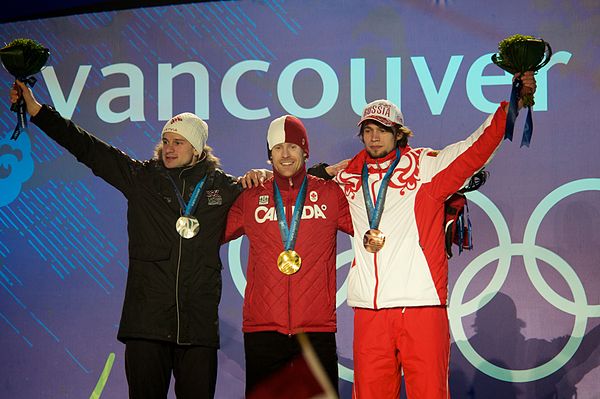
[{"left": 352, "top": 306, "right": 450, "bottom": 399}]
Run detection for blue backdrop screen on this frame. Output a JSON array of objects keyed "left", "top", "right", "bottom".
[{"left": 1, "top": 1, "right": 599, "bottom": 398}]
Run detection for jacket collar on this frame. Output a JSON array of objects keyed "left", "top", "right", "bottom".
[
  {"left": 273, "top": 165, "right": 307, "bottom": 191},
  {"left": 345, "top": 146, "right": 411, "bottom": 174},
  {"left": 161, "top": 158, "right": 211, "bottom": 180}
]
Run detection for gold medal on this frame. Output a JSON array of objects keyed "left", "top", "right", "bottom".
[
  {"left": 277, "top": 250, "right": 302, "bottom": 275},
  {"left": 176, "top": 216, "right": 200, "bottom": 239},
  {"left": 363, "top": 229, "right": 385, "bottom": 253}
]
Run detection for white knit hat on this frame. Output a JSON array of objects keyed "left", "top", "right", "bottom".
[{"left": 161, "top": 112, "right": 208, "bottom": 152}]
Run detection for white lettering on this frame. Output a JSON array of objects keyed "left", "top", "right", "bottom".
[
  {"left": 254, "top": 204, "right": 328, "bottom": 223},
  {"left": 96, "top": 63, "right": 145, "bottom": 123},
  {"left": 412, "top": 55, "right": 463, "bottom": 115},
  {"left": 41, "top": 65, "right": 91, "bottom": 119},
  {"left": 158, "top": 62, "right": 209, "bottom": 120},
  {"left": 221, "top": 60, "right": 270, "bottom": 120},
  {"left": 255, "top": 206, "right": 277, "bottom": 223},
  {"left": 313, "top": 205, "right": 326, "bottom": 219},
  {"left": 39, "top": 52, "right": 567, "bottom": 122},
  {"left": 302, "top": 205, "right": 313, "bottom": 219}
]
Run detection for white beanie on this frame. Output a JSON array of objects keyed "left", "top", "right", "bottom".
[{"left": 161, "top": 112, "right": 208, "bottom": 152}]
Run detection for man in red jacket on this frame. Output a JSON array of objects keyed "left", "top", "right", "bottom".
[{"left": 223, "top": 115, "right": 353, "bottom": 396}]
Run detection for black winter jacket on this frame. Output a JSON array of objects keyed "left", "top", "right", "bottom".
[{"left": 32, "top": 105, "right": 241, "bottom": 347}]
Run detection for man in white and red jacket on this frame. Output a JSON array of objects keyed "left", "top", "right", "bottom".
[
  {"left": 308, "top": 72, "right": 536, "bottom": 398},
  {"left": 223, "top": 115, "right": 353, "bottom": 396}
]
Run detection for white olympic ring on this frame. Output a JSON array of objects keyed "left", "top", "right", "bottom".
[{"left": 449, "top": 178, "right": 600, "bottom": 382}]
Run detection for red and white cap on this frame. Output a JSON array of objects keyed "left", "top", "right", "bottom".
[
  {"left": 357, "top": 99, "right": 404, "bottom": 127},
  {"left": 161, "top": 112, "right": 208, "bottom": 152},
  {"left": 267, "top": 115, "right": 309, "bottom": 157}
]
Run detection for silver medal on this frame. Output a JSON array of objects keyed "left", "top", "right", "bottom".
[{"left": 176, "top": 216, "right": 200, "bottom": 239}]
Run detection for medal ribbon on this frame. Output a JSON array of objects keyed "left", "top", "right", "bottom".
[
  {"left": 11, "top": 76, "right": 38, "bottom": 140},
  {"left": 362, "top": 148, "right": 401, "bottom": 230},
  {"left": 273, "top": 176, "right": 308, "bottom": 251},
  {"left": 504, "top": 78, "right": 533, "bottom": 148},
  {"left": 167, "top": 174, "right": 207, "bottom": 216}
]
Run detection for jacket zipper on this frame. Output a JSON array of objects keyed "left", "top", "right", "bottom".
[
  {"left": 176, "top": 167, "right": 193, "bottom": 344},
  {"left": 371, "top": 160, "right": 384, "bottom": 310},
  {"left": 287, "top": 176, "right": 294, "bottom": 334}
]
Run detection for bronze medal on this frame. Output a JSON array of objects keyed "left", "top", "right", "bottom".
[
  {"left": 363, "top": 229, "right": 385, "bottom": 253},
  {"left": 176, "top": 216, "right": 200, "bottom": 239},
  {"left": 361, "top": 149, "right": 400, "bottom": 255},
  {"left": 277, "top": 250, "right": 302, "bottom": 275}
]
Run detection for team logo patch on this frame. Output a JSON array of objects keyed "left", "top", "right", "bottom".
[
  {"left": 309, "top": 191, "right": 318, "bottom": 202},
  {"left": 427, "top": 150, "right": 439, "bottom": 157},
  {"left": 259, "top": 195, "right": 269, "bottom": 205},
  {"left": 206, "top": 190, "right": 222, "bottom": 206}
]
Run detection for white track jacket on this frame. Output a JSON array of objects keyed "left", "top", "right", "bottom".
[{"left": 336, "top": 103, "right": 507, "bottom": 309}]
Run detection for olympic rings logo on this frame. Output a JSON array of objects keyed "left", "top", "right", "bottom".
[
  {"left": 227, "top": 178, "right": 600, "bottom": 384},
  {"left": 449, "top": 178, "right": 600, "bottom": 382}
]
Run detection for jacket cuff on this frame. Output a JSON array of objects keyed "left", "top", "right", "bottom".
[
  {"left": 307, "top": 163, "right": 333, "bottom": 180},
  {"left": 30, "top": 104, "right": 56, "bottom": 126}
]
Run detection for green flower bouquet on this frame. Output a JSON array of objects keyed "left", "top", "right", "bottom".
[
  {"left": 0, "top": 38, "right": 50, "bottom": 139},
  {"left": 492, "top": 34, "right": 552, "bottom": 107}
]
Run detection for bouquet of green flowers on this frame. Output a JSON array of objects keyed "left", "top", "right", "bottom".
[
  {"left": 0, "top": 38, "right": 49, "bottom": 79},
  {"left": 0, "top": 38, "right": 50, "bottom": 139},
  {"left": 492, "top": 34, "right": 552, "bottom": 107},
  {"left": 491, "top": 34, "right": 551, "bottom": 147}
]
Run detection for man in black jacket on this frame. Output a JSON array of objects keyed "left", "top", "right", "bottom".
[{"left": 11, "top": 80, "right": 241, "bottom": 399}]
